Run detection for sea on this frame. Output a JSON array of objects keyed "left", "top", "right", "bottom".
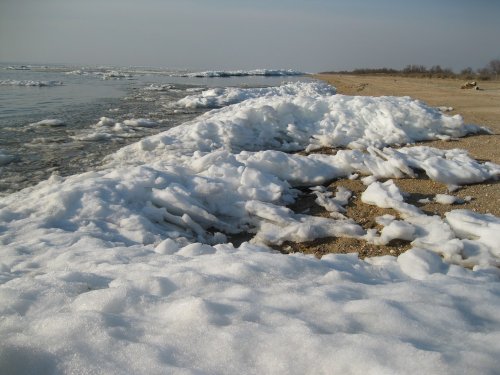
[{"left": 0, "top": 63, "right": 308, "bottom": 196}]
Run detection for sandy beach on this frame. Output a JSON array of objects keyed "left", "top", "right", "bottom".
[{"left": 279, "top": 74, "right": 500, "bottom": 258}]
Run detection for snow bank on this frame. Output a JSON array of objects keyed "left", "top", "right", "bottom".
[
  {"left": 1, "top": 80, "right": 499, "bottom": 374},
  {"left": 176, "top": 81, "right": 336, "bottom": 108},
  {"left": 0, "top": 80, "right": 63, "bottom": 87},
  {"left": 1, "top": 240, "right": 499, "bottom": 375},
  {"left": 107, "top": 82, "right": 482, "bottom": 167}
]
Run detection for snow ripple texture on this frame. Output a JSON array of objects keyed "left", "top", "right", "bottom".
[{"left": 0, "top": 81, "right": 499, "bottom": 375}]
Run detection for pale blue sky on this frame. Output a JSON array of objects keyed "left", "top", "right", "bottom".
[{"left": 1, "top": 0, "right": 499, "bottom": 71}]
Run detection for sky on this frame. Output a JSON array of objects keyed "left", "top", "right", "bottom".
[{"left": 1, "top": 0, "right": 499, "bottom": 72}]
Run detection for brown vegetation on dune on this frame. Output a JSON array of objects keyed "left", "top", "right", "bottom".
[{"left": 320, "top": 59, "right": 500, "bottom": 81}]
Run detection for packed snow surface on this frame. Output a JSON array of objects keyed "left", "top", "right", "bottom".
[{"left": 1, "top": 81, "right": 499, "bottom": 374}]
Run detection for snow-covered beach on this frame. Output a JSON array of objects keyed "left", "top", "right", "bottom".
[{"left": 1, "top": 71, "right": 499, "bottom": 374}]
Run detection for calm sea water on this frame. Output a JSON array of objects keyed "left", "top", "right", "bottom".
[{"left": 0, "top": 64, "right": 308, "bottom": 195}]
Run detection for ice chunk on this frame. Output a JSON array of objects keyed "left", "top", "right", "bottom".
[
  {"left": 313, "top": 186, "right": 352, "bottom": 214},
  {"left": 397, "top": 248, "right": 448, "bottom": 279},
  {"left": 377, "top": 220, "right": 417, "bottom": 245},
  {"left": 434, "top": 194, "right": 461, "bottom": 205},
  {"left": 445, "top": 210, "right": 500, "bottom": 251},
  {"left": 30, "top": 119, "right": 66, "bottom": 127},
  {"left": 0, "top": 80, "right": 63, "bottom": 87},
  {"left": 361, "top": 180, "right": 421, "bottom": 217},
  {"left": 396, "top": 147, "right": 500, "bottom": 185},
  {"left": 123, "top": 118, "right": 157, "bottom": 127}
]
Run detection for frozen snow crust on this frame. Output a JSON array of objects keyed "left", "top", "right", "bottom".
[{"left": 1, "top": 81, "right": 499, "bottom": 374}]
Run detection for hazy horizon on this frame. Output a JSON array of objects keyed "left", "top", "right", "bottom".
[{"left": 1, "top": 0, "right": 499, "bottom": 72}]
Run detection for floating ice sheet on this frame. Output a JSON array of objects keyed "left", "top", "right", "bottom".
[
  {"left": 181, "top": 69, "right": 304, "bottom": 78},
  {"left": 0, "top": 79, "right": 63, "bottom": 87}
]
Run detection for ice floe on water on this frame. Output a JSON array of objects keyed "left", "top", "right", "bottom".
[
  {"left": 64, "top": 69, "right": 133, "bottom": 80},
  {"left": 143, "top": 83, "right": 175, "bottom": 91},
  {"left": 182, "top": 68, "right": 304, "bottom": 78},
  {"left": 1, "top": 80, "right": 499, "bottom": 374},
  {"left": 70, "top": 117, "right": 159, "bottom": 141},
  {"left": 0, "top": 79, "right": 63, "bottom": 87},
  {"left": 100, "top": 70, "right": 133, "bottom": 80},
  {"left": 29, "top": 119, "right": 66, "bottom": 127}
]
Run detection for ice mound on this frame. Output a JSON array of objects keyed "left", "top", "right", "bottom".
[
  {"left": 107, "top": 82, "right": 482, "bottom": 167},
  {"left": 0, "top": 80, "right": 63, "bottom": 87},
  {"left": 1, "top": 79, "right": 499, "bottom": 374},
  {"left": 2, "top": 147, "right": 497, "bottom": 266},
  {"left": 182, "top": 69, "right": 304, "bottom": 77},
  {"left": 176, "top": 81, "right": 336, "bottom": 108}
]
